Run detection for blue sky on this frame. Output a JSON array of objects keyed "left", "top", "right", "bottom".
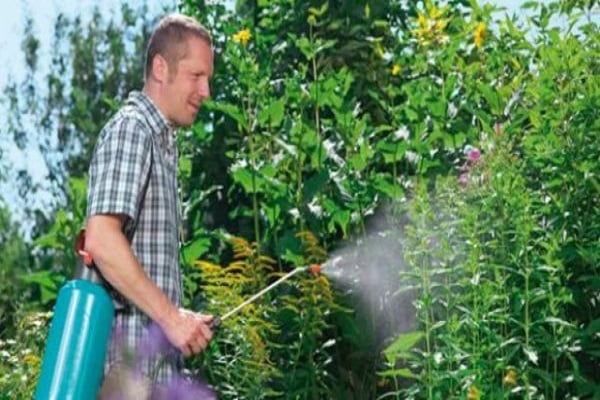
[
  {"left": 0, "top": 0, "right": 177, "bottom": 88},
  {"left": 0, "top": 0, "right": 176, "bottom": 218}
]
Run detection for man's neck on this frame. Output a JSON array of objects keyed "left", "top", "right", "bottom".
[{"left": 142, "top": 85, "right": 172, "bottom": 127}]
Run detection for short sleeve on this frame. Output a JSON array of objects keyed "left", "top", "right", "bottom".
[{"left": 87, "top": 116, "right": 153, "bottom": 224}]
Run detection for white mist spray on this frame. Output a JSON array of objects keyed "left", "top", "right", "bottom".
[{"left": 319, "top": 209, "right": 417, "bottom": 346}]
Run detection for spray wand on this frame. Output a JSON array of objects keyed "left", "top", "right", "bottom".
[{"left": 209, "top": 263, "right": 322, "bottom": 330}]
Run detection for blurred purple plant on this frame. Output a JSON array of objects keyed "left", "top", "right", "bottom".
[
  {"left": 151, "top": 375, "right": 217, "bottom": 400},
  {"left": 137, "top": 322, "right": 174, "bottom": 362},
  {"left": 139, "top": 323, "right": 216, "bottom": 399}
]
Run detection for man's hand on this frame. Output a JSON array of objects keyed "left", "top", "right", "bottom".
[{"left": 161, "top": 309, "right": 214, "bottom": 357}]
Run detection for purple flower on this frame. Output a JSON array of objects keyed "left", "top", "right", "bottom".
[
  {"left": 152, "top": 375, "right": 217, "bottom": 400},
  {"left": 137, "top": 323, "right": 175, "bottom": 361},
  {"left": 459, "top": 173, "right": 469, "bottom": 187}
]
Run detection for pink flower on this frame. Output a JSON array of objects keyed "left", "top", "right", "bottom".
[
  {"left": 459, "top": 173, "right": 469, "bottom": 187},
  {"left": 468, "top": 148, "right": 481, "bottom": 163}
]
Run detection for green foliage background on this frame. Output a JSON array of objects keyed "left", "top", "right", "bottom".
[{"left": 0, "top": 0, "right": 598, "bottom": 399}]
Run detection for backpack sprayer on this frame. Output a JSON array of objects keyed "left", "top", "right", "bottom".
[
  {"left": 34, "top": 230, "right": 114, "bottom": 399},
  {"left": 34, "top": 229, "right": 323, "bottom": 398}
]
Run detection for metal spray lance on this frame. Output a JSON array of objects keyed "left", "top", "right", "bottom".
[{"left": 209, "top": 264, "right": 322, "bottom": 330}]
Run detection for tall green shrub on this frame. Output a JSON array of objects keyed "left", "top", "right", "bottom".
[{"left": 380, "top": 3, "right": 599, "bottom": 398}]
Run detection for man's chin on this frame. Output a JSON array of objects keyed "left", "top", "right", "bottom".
[{"left": 174, "top": 115, "right": 197, "bottom": 128}]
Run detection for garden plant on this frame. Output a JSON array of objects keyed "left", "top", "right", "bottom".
[{"left": 0, "top": 0, "right": 598, "bottom": 399}]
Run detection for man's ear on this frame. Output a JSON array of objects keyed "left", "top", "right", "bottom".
[{"left": 151, "top": 54, "right": 169, "bottom": 83}]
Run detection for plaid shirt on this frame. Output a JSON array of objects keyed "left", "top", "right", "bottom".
[{"left": 87, "top": 91, "right": 182, "bottom": 384}]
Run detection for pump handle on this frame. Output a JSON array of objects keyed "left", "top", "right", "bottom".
[
  {"left": 208, "top": 316, "right": 221, "bottom": 331},
  {"left": 75, "top": 229, "right": 94, "bottom": 267}
]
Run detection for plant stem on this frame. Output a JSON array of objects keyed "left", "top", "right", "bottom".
[
  {"left": 420, "top": 224, "right": 433, "bottom": 400},
  {"left": 247, "top": 98, "right": 261, "bottom": 252},
  {"left": 309, "top": 24, "right": 322, "bottom": 170},
  {"left": 295, "top": 111, "right": 305, "bottom": 232},
  {"left": 523, "top": 221, "right": 531, "bottom": 400}
]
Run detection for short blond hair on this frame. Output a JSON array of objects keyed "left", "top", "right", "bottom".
[{"left": 144, "top": 14, "right": 212, "bottom": 80}]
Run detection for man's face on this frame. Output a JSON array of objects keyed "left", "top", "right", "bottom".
[{"left": 163, "top": 36, "right": 213, "bottom": 127}]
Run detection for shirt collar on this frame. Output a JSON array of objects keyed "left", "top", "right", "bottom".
[{"left": 126, "top": 91, "right": 176, "bottom": 138}]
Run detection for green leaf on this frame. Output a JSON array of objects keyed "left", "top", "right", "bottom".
[
  {"left": 182, "top": 235, "right": 211, "bottom": 263},
  {"left": 376, "top": 140, "right": 407, "bottom": 164},
  {"left": 204, "top": 100, "right": 248, "bottom": 131},
  {"left": 583, "top": 318, "right": 600, "bottom": 335},
  {"left": 314, "top": 39, "right": 337, "bottom": 56},
  {"left": 308, "top": 1, "right": 328, "bottom": 17},
  {"left": 20, "top": 270, "right": 62, "bottom": 304},
  {"left": 378, "top": 368, "right": 416, "bottom": 379},
  {"left": 348, "top": 141, "right": 374, "bottom": 172},
  {"left": 373, "top": 173, "right": 404, "bottom": 199},
  {"left": 258, "top": 99, "right": 285, "bottom": 128},
  {"left": 296, "top": 36, "right": 314, "bottom": 60},
  {"left": 303, "top": 170, "right": 329, "bottom": 200},
  {"left": 404, "top": 107, "right": 419, "bottom": 121},
  {"left": 232, "top": 168, "right": 266, "bottom": 193},
  {"left": 179, "top": 157, "right": 192, "bottom": 179},
  {"left": 277, "top": 231, "right": 303, "bottom": 263},
  {"left": 192, "top": 122, "right": 211, "bottom": 142},
  {"left": 480, "top": 84, "right": 503, "bottom": 115},
  {"left": 329, "top": 209, "right": 350, "bottom": 237},
  {"left": 383, "top": 331, "right": 424, "bottom": 364},
  {"left": 430, "top": 100, "right": 445, "bottom": 118}
]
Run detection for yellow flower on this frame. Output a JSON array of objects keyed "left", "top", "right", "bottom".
[
  {"left": 232, "top": 28, "right": 251, "bottom": 46},
  {"left": 474, "top": 22, "right": 486, "bottom": 49},
  {"left": 467, "top": 385, "right": 480, "bottom": 400},
  {"left": 417, "top": 12, "right": 428, "bottom": 30},
  {"left": 428, "top": 4, "right": 443, "bottom": 20},
  {"left": 414, "top": 6, "right": 450, "bottom": 47},
  {"left": 308, "top": 15, "right": 316, "bottom": 25},
  {"left": 391, "top": 64, "right": 401, "bottom": 76},
  {"left": 317, "top": 274, "right": 330, "bottom": 288},
  {"left": 23, "top": 354, "right": 40, "bottom": 367},
  {"left": 503, "top": 369, "right": 517, "bottom": 387}
]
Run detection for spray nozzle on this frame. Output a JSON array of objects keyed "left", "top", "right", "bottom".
[{"left": 308, "top": 264, "right": 322, "bottom": 274}]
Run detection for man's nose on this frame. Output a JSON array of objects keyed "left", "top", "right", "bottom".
[{"left": 198, "top": 79, "right": 210, "bottom": 99}]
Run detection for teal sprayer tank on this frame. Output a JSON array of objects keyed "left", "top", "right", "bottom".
[{"left": 35, "top": 231, "right": 114, "bottom": 399}]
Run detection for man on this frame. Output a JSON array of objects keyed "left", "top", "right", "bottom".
[{"left": 84, "top": 13, "right": 214, "bottom": 389}]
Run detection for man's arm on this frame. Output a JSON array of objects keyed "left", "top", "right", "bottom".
[{"left": 84, "top": 214, "right": 213, "bottom": 356}]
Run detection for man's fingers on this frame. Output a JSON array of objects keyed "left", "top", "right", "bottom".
[
  {"left": 197, "top": 314, "right": 213, "bottom": 323},
  {"left": 180, "top": 344, "right": 192, "bottom": 357},
  {"left": 187, "top": 335, "right": 207, "bottom": 355},
  {"left": 198, "top": 321, "right": 213, "bottom": 340},
  {"left": 166, "top": 309, "right": 215, "bottom": 357},
  {"left": 196, "top": 337, "right": 208, "bottom": 352}
]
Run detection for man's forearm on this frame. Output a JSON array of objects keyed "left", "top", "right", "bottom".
[
  {"left": 84, "top": 214, "right": 214, "bottom": 356},
  {"left": 84, "top": 215, "right": 178, "bottom": 328}
]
